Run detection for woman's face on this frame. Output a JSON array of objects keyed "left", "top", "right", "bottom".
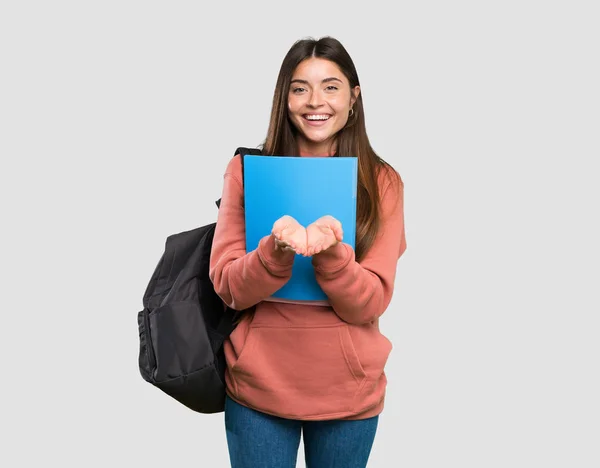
[{"left": 288, "top": 57, "right": 360, "bottom": 155}]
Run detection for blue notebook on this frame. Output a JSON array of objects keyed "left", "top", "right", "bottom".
[{"left": 243, "top": 155, "right": 358, "bottom": 304}]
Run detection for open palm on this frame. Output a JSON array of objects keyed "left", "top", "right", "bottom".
[
  {"left": 305, "top": 215, "right": 343, "bottom": 256},
  {"left": 271, "top": 215, "right": 307, "bottom": 256}
]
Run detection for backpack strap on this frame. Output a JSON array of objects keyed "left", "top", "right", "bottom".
[
  {"left": 235, "top": 147, "right": 263, "bottom": 186},
  {"left": 215, "top": 147, "right": 263, "bottom": 208},
  {"left": 234, "top": 147, "right": 263, "bottom": 157}
]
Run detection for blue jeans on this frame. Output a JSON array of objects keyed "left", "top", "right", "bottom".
[{"left": 224, "top": 395, "right": 379, "bottom": 468}]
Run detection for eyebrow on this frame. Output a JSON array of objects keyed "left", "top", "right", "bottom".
[{"left": 290, "top": 77, "right": 343, "bottom": 85}]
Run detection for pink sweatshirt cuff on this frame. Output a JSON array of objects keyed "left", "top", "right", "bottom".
[
  {"left": 257, "top": 234, "right": 295, "bottom": 276},
  {"left": 311, "top": 242, "right": 353, "bottom": 276}
]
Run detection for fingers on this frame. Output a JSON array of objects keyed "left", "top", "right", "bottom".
[
  {"left": 274, "top": 230, "right": 308, "bottom": 256},
  {"left": 308, "top": 241, "right": 328, "bottom": 257},
  {"left": 314, "top": 216, "right": 343, "bottom": 238},
  {"left": 307, "top": 245, "right": 322, "bottom": 256},
  {"left": 306, "top": 229, "right": 339, "bottom": 256},
  {"left": 272, "top": 226, "right": 292, "bottom": 242},
  {"left": 331, "top": 220, "right": 343, "bottom": 241},
  {"left": 273, "top": 215, "right": 344, "bottom": 256},
  {"left": 272, "top": 224, "right": 287, "bottom": 238},
  {"left": 272, "top": 215, "right": 308, "bottom": 255},
  {"left": 272, "top": 215, "right": 298, "bottom": 236}
]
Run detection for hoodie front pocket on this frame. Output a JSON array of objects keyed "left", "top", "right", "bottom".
[{"left": 231, "top": 325, "right": 367, "bottom": 418}]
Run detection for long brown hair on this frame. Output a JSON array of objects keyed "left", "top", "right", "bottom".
[{"left": 261, "top": 36, "right": 400, "bottom": 262}]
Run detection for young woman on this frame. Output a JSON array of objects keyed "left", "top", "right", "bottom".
[{"left": 209, "top": 36, "right": 407, "bottom": 468}]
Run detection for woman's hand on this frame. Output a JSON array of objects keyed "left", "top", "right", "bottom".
[
  {"left": 271, "top": 215, "right": 307, "bottom": 256},
  {"left": 305, "top": 215, "right": 343, "bottom": 256}
]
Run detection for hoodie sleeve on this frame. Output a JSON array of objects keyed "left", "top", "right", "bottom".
[
  {"left": 311, "top": 166, "right": 407, "bottom": 325},
  {"left": 209, "top": 155, "right": 296, "bottom": 311}
]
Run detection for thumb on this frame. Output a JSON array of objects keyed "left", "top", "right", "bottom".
[{"left": 331, "top": 222, "right": 343, "bottom": 240}]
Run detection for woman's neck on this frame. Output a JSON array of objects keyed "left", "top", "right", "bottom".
[{"left": 298, "top": 145, "right": 335, "bottom": 157}]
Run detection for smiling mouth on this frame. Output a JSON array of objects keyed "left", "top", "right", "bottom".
[{"left": 303, "top": 114, "right": 331, "bottom": 121}]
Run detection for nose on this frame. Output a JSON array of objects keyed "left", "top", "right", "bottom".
[{"left": 308, "top": 89, "right": 324, "bottom": 108}]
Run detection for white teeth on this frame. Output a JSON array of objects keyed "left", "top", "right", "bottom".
[{"left": 305, "top": 115, "right": 330, "bottom": 121}]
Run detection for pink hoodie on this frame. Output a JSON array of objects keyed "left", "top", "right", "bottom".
[{"left": 209, "top": 154, "right": 406, "bottom": 420}]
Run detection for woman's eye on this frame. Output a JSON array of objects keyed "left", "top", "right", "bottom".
[
  {"left": 292, "top": 87, "right": 306, "bottom": 93},
  {"left": 326, "top": 85, "right": 338, "bottom": 91}
]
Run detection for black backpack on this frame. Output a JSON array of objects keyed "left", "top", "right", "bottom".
[{"left": 137, "top": 147, "right": 262, "bottom": 413}]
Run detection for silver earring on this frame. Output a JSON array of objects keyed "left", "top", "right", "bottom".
[{"left": 349, "top": 108, "right": 354, "bottom": 117}]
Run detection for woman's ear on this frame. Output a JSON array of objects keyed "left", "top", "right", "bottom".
[{"left": 350, "top": 85, "right": 361, "bottom": 107}]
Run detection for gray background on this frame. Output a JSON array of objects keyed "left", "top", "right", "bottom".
[{"left": 1, "top": 1, "right": 598, "bottom": 467}]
